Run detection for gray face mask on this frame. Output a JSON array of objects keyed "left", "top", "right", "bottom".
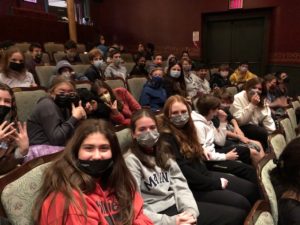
[
  {"left": 136, "top": 129, "right": 160, "bottom": 148},
  {"left": 170, "top": 112, "right": 189, "bottom": 127}
]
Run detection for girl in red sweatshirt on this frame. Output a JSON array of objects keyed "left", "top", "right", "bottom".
[{"left": 33, "top": 119, "right": 153, "bottom": 225}]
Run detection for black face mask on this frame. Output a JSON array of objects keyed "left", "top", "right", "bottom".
[
  {"left": 283, "top": 77, "right": 290, "bottom": 84},
  {"left": 9, "top": 62, "right": 25, "bottom": 73},
  {"left": 0, "top": 105, "right": 11, "bottom": 123},
  {"left": 78, "top": 158, "right": 113, "bottom": 178},
  {"left": 34, "top": 54, "right": 43, "bottom": 63},
  {"left": 54, "top": 93, "right": 79, "bottom": 108}
]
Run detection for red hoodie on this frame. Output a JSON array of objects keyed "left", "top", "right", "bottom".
[{"left": 40, "top": 183, "right": 153, "bottom": 225}]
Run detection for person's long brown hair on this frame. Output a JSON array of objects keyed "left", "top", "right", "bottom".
[
  {"left": 129, "top": 109, "right": 173, "bottom": 170},
  {"left": 160, "top": 95, "right": 204, "bottom": 159},
  {"left": 33, "top": 119, "right": 136, "bottom": 225}
]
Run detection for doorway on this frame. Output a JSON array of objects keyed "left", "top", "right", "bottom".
[{"left": 202, "top": 9, "right": 272, "bottom": 76}]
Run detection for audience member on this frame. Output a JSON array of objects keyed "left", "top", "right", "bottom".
[
  {"left": 104, "top": 49, "right": 127, "bottom": 80},
  {"left": 27, "top": 77, "right": 86, "bottom": 158},
  {"left": 195, "top": 64, "right": 211, "bottom": 94},
  {"left": 163, "top": 62, "right": 187, "bottom": 98},
  {"left": 146, "top": 53, "right": 163, "bottom": 73},
  {"left": 25, "top": 42, "right": 49, "bottom": 85},
  {"left": 159, "top": 95, "right": 258, "bottom": 220},
  {"left": 125, "top": 109, "right": 245, "bottom": 225},
  {"left": 145, "top": 43, "right": 155, "bottom": 60},
  {"left": 63, "top": 40, "right": 81, "bottom": 64},
  {"left": 275, "top": 71, "right": 290, "bottom": 97},
  {"left": 130, "top": 54, "right": 148, "bottom": 77},
  {"left": 230, "top": 77, "right": 276, "bottom": 149},
  {"left": 53, "top": 60, "right": 88, "bottom": 82},
  {"left": 84, "top": 48, "right": 106, "bottom": 82},
  {"left": 164, "top": 54, "right": 177, "bottom": 73},
  {"left": 96, "top": 34, "right": 109, "bottom": 58},
  {"left": 210, "top": 64, "right": 231, "bottom": 89},
  {"left": 230, "top": 62, "right": 257, "bottom": 88},
  {"left": 0, "top": 47, "right": 36, "bottom": 88},
  {"left": 33, "top": 119, "right": 153, "bottom": 225},
  {"left": 92, "top": 80, "right": 141, "bottom": 126},
  {"left": 182, "top": 58, "right": 201, "bottom": 98},
  {"left": 139, "top": 68, "right": 166, "bottom": 111},
  {"left": 271, "top": 137, "right": 300, "bottom": 225},
  {"left": 0, "top": 83, "right": 29, "bottom": 175}
]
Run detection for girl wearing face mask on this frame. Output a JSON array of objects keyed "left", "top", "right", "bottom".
[
  {"left": 84, "top": 48, "right": 106, "bottom": 82},
  {"left": 210, "top": 64, "right": 231, "bottom": 89},
  {"left": 125, "top": 109, "right": 245, "bottom": 225},
  {"left": 139, "top": 68, "right": 167, "bottom": 111},
  {"left": 163, "top": 62, "right": 187, "bottom": 98},
  {"left": 92, "top": 80, "right": 141, "bottom": 126},
  {"left": 33, "top": 119, "right": 153, "bottom": 225},
  {"left": 27, "top": 77, "right": 86, "bottom": 161},
  {"left": 230, "top": 77, "right": 276, "bottom": 149},
  {"left": 0, "top": 47, "right": 36, "bottom": 88},
  {"left": 0, "top": 83, "right": 29, "bottom": 175},
  {"left": 159, "top": 95, "right": 259, "bottom": 224},
  {"left": 182, "top": 59, "right": 202, "bottom": 98}
]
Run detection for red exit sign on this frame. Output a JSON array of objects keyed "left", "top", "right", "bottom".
[{"left": 229, "top": 0, "right": 243, "bottom": 9}]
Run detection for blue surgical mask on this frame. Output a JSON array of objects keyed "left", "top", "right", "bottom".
[{"left": 170, "top": 70, "right": 181, "bottom": 78}]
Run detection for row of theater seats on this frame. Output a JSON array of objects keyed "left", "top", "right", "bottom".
[{"left": 12, "top": 76, "right": 148, "bottom": 122}]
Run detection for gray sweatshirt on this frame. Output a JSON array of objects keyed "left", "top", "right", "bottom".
[{"left": 124, "top": 150, "right": 199, "bottom": 225}]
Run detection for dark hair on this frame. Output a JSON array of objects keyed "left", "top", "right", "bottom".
[
  {"left": 244, "top": 77, "right": 263, "bottom": 91},
  {"left": 130, "top": 109, "right": 172, "bottom": 170},
  {"left": 219, "top": 64, "right": 230, "bottom": 71},
  {"left": 109, "top": 49, "right": 121, "bottom": 58},
  {"left": 77, "top": 88, "right": 97, "bottom": 108},
  {"left": 33, "top": 119, "right": 137, "bottom": 225},
  {"left": 271, "top": 137, "right": 300, "bottom": 198},
  {"left": 161, "top": 95, "right": 204, "bottom": 159},
  {"left": 264, "top": 74, "right": 276, "bottom": 83},
  {"left": 1, "top": 46, "right": 26, "bottom": 75},
  {"left": 212, "top": 88, "right": 233, "bottom": 103},
  {"left": 91, "top": 80, "right": 123, "bottom": 111},
  {"left": 166, "top": 62, "right": 187, "bottom": 97},
  {"left": 196, "top": 95, "right": 220, "bottom": 116},
  {"left": 64, "top": 40, "right": 77, "bottom": 50},
  {"left": 0, "top": 83, "right": 17, "bottom": 122},
  {"left": 29, "top": 42, "right": 42, "bottom": 52},
  {"left": 195, "top": 63, "right": 209, "bottom": 71}
]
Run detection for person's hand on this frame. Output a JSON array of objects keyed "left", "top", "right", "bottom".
[
  {"left": 176, "top": 212, "right": 196, "bottom": 225},
  {"left": 13, "top": 122, "right": 29, "bottom": 156},
  {"left": 239, "top": 135, "right": 250, "bottom": 144},
  {"left": 233, "top": 127, "right": 244, "bottom": 137},
  {"left": 0, "top": 121, "right": 15, "bottom": 140},
  {"left": 105, "top": 100, "right": 119, "bottom": 114},
  {"left": 218, "top": 109, "right": 227, "bottom": 122},
  {"left": 220, "top": 178, "right": 229, "bottom": 189},
  {"left": 72, "top": 101, "right": 87, "bottom": 120},
  {"left": 203, "top": 149, "right": 211, "bottom": 160},
  {"left": 226, "top": 148, "right": 238, "bottom": 160},
  {"left": 251, "top": 93, "right": 260, "bottom": 105}
]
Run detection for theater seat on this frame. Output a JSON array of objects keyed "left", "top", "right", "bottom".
[
  {"left": 244, "top": 200, "right": 275, "bottom": 225},
  {"left": 13, "top": 87, "right": 48, "bottom": 122},
  {"left": 115, "top": 126, "right": 133, "bottom": 153},
  {"left": 73, "top": 64, "right": 90, "bottom": 76},
  {"left": 104, "top": 78, "right": 126, "bottom": 90},
  {"left": 35, "top": 65, "right": 56, "bottom": 88},
  {"left": 279, "top": 117, "right": 296, "bottom": 143},
  {"left": 268, "top": 132, "right": 286, "bottom": 159},
  {"left": 53, "top": 51, "right": 67, "bottom": 64},
  {"left": 286, "top": 107, "right": 297, "bottom": 131},
  {"left": 257, "top": 154, "right": 278, "bottom": 224},
  {"left": 77, "top": 43, "right": 86, "bottom": 53},
  {"left": 14, "top": 42, "right": 30, "bottom": 53},
  {"left": 0, "top": 153, "right": 60, "bottom": 225},
  {"left": 127, "top": 77, "right": 148, "bottom": 101},
  {"left": 79, "top": 53, "right": 90, "bottom": 64}
]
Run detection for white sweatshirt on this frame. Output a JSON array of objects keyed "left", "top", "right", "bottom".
[
  {"left": 191, "top": 111, "right": 227, "bottom": 161},
  {"left": 229, "top": 90, "right": 276, "bottom": 133}
]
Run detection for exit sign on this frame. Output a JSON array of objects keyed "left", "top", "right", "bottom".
[{"left": 229, "top": 0, "right": 243, "bottom": 9}]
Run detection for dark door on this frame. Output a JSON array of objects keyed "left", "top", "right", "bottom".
[{"left": 203, "top": 10, "right": 271, "bottom": 76}]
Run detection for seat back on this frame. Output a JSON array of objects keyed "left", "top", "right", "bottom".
[
  {"left": 73, "top": 64, "right": 90, "bottom": 76},
  {"left": 0, "top": 153, "right": 60, "bottom": 224},
  {"left": 35, "top": 66, "right": 56, "bottom": 88},
  {"left": 115, "top": 126, "right": 133, "bottom": 153},
  {"left": 13, "top": 87, "right": 48, "bottom": 122},
  {"left": 268, "top": 132, "right": 286, "bottom": 159},
  {"left": 244, "top": 200, "right": 275, "bottom": 225},
  {"left": 14, "top": 42, "right": 30, "bottom": 53},
  {"left": 123, "top": 62, "right": 135, "bottom": 74},
  {"left": 104, "top": 78, "right": 126, "bottom": 90},
  {"left": 279, "top": 117, "right": 296, "bottom": 143},
  {"left": 121, "top": 53, "right": 133, "bottom": 62},
  {"left": 291, "top": 100, "right": 300, "bottom": 110},
  {"left": 226, "top": 86, "right": 238, "bottom": 96},
  {"left": 24, "top": 53, "right": 50, "bottom": 65},
  {"left": 286, "top": 107, "right": 297, "bottom": 130},
  {"left": 44, "top": 42, "right": 64, "bottom": 61},
  {"left": 127, "top": 77, "right": 148, "bottom": 101},
  {"left": 79, "top": 53, "right": 90, "bottom": 64},
  {"left": 75, "top": 81, "right": 92, "bottom": 91},
  {"left": 53, "top": 52, "right": 66, "bottom": 64},
  {"left": 257, "top": 154, "right": 278, "bottom": 224}
]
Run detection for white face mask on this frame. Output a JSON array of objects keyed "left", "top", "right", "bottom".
[
  {"left": 61, "top": 71, "right": 73, "bottom": 80},
  {"left": 93, "top": 59, "right": 104, "bottom": 68},
  {"left": 170, "top": 112, "right": 189, "bottom": 127},
  {"left": 170, "top": 70, "right": 181, "bottom": 78},
  {"left": 220, "top": 71, "right": 229, "bottom": 78}
]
